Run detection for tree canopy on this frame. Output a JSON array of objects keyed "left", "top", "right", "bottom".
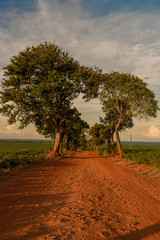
[
  {"left": 100, "top": 107, "right": 134, "bottom": 143},
  {"left": 0, "top": 42, "right": 83, "bottom": 155},
  {"left": 0, "top": 43, "right": 159, "bottom": 158},
  {"left": 64, "top": 115, "right": 89, "bottom": 151},
  {"left": 100, "top": 72, "right": 159, "bottom": 156},
  {"left": 100, "top": 72, "right": 158, "bottom": 119},
  {"left": 89, "top": 123, "right": 106, "bottom": 150}
]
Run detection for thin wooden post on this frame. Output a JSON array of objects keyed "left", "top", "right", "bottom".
[{"left": 130, "top": 133, "right": 132, "bottom": 150}]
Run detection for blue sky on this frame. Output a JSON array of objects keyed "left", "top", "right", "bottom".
[
  {"left": 81, "top": 0, "right": 160, "bottom": 16},
  {"left": 1, "top": 0, "right": 160, "bottom": 14},
  {"left": 0, "top": 0, "right": 160, "bottom": 141},
  {"left": 0, "top": 0, "right": 37, "bottom": 12}
]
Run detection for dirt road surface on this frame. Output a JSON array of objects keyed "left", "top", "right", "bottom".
[{"left": 0, "top": 151, "right": 160, "bottom": 240}]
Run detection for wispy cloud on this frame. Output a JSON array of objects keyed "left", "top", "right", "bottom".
[
  {"left": 0, "top": 123, "right": 42, "bottom": 139},
  {"left": 0, "top": 1, "right": 160, "bottom": 83},
  {"left": 145, "top": 125, "right": 160, "bottom": 139},
  {"left": 0, "top": 0, "right": 160, "bottom": 137}
]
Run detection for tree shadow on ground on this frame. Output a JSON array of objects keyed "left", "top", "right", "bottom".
[
  {"left": 0, "top": 190, "right": 74, "bottom": 240},
  {"left": 113, "top": 222, "right": 160, "bottom": 240}
]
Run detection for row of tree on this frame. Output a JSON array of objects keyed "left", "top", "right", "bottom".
[
  {"left": 88, "top": 111, "right": 133, "bottom": 155},
  {"left": 0, "top": 42, "right": 159, "bottom": 157}
]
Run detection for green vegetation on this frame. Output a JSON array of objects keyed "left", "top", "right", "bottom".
[
  {"left": 89, "top": 123, "right": 106, "bottom": 150},
  {"left": 0, "top": 42, "right": 88, "bottom": 155},
  {"left": 83, "top": 71, "right": 159, "bottom": 157},
  {"left": 100, "top": 72, "right": 158, "bottom": 157},
  {"left": 100, "top": 143, "right": 160, "bottom": 169},
  {"left": 98, "top": 142, "right": 117, "bottom": 157},
  {"left": 0, "top": 141, "right": 53, "bottom": 170},
  {"left": 123, "top": 144, "right": 160, "bottom": 169},
  {"left": 0, "top": 42, "right": 159, "bottom": 160}
]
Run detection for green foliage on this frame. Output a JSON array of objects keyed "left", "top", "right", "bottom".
[
  {"left": 98, "top": 143, "right": 108, "bottom": 151},
  {"left": 0, "top": 141, "right": 53, "bottom": 170},
  {"left": 81, "top": 70, "right": 159, "bottom": 157},
  {"left": 100, "top": 108, "right": 134, "bottom": 148},
  {"left": 100, "top": 72, "right": 159, "bottom": 121},
  {"left": 0, "top": 43, "right": 159, "bottom": 157},
  {"left": 78, "top": 66, "right": 102, "bottom": 100},
  {"left": 99, "top": 142, "right": 118, "bottom": 155},
  {"left": 100, "top": 107, "right": 134, "bottom": 133},
  {"left": 99, "top": 72, "right": 159, "bottom": 156},
  {"left": 123, "top": 144, "right": 160, "bottom": 169},
  {"left": 0, "top": 150, "right": 45, "bottom": 169},
  {"left": 64, "top": 114, "right": 89, "bottom": 151},
  {"left": 100, "top": 143, "right": 160, "bottom": 169},
  {"left": 89, "top": 123, "right": 105, "bottom": 147},
  {"left": 0, "top": 42, "right": 81, "bottom": 151}
]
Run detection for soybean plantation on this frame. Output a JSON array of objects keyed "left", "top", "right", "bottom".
[
  {"left": 0, "top": 141, "right": 54, "bottom": 170},
  {"left": 123, "top": 144, "right": 160, "bottom": 169}
]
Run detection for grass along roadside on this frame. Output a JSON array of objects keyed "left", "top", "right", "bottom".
[
  {"left": 100, "top": 143, "right": 160, "bottom": 177},
  {"left": 123, "top": 144, "right": 160, "bottom": 169}
]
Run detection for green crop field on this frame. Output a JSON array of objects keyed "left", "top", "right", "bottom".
[
  {"left": 0, "top": 141, "right": 54, "bottom": 170},
  {"left": 100, "top": 143, "right": 160, "bottom": 169},
  {"left": 123, "top": 144, "right": 160, "bottom": 169}
]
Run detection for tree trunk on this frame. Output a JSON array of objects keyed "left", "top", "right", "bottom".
[
  {"left": 115, "top": 126, "right": 125, "bottom": 158},
  {"left": 59, "top": 132, "right": 64, "bottom": 155},
  {"left": 63, "top": 136, "right": 68, "bottom": 152},
  {"left": 106, "top": 138, "right": 116, "bottom": 155},
  {"left": 46, "top": 124, "right": 64, "bottom": 159},
  {"left": 111, "top": 133, "right": 114, "bottom": 145},
  {"left": 53, "top": 131, "right": 60, "bottom": 153},
  {"left": 63, "top": 137, "right": 67, "bottom": 152},
  {"left": 53, "top": 127, "right": 63, "bottom": 155},
  {"left": 59, "top": 141, "right": 62, "bottom": 155}
]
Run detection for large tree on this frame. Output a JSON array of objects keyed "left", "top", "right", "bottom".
[
  {"left": 0, "top": 42, "right": 81, "bottom": 155},
  {"left": 35, "top": 107, "right": 82, "bottom": 154},
  {"left": 100, "top": 72, "right": 159, "bottom": 157}
]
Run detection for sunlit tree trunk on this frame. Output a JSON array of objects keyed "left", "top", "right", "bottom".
[
  {"left": 53, "top": 131, "right": 60, "bottom": 153},
  {"left": 63, "top": 136, "right": 68, "bottom": 152},
  {"left": 53, "top": 127, "right": 62, "bottom": 155},
  {"left": 115, "top": 126, "right": 125, "bottom": 158},
  {"left": 59, "top": 132, "right": 64, "bottom": 155}
]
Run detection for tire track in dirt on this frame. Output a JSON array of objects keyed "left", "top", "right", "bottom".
[{"left": 0, "top": 151, "right": 160, "bottom": 240}]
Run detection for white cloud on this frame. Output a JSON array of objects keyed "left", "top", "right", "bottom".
[
  {"left": 0, "top": 1, "right": 160, "bottom": 84},
  {"left": 0, "top": 125, "right": 21, "bottom": 138},
  {"left": 0, "top": 123, "right": 44, "bottom": 139},
  {"left": 145, "top": 125, "right": 160, "bottom": 139},
  {"left": 6, "top": 125, "right": 21, "bottom": 135}
]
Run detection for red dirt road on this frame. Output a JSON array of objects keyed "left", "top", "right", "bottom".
[{"left": 0, "top": 151, "right": 160, "bottom": 240}]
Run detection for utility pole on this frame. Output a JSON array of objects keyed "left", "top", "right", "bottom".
[{"left": 130, "top": 133, "right": 132, "bottom": 150}]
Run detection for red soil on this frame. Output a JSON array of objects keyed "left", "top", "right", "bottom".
[{"left": 0, "top": 151, "right": 160, "bottom": 240}]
